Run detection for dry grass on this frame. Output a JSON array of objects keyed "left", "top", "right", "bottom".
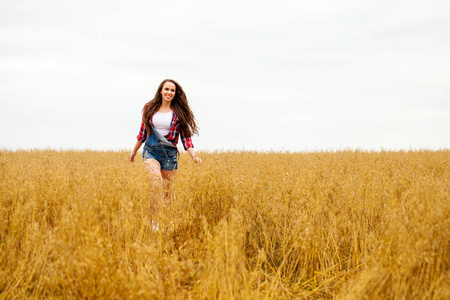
[{"left": 0, "top": 149, "right": 449, "bottom": 299}]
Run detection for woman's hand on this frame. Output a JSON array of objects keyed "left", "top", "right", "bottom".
[
  {"left": 129, "top": 141, "right": 143, "bottom": 163},
  {"left": 187, "top": 147, "right": 201, "bottom": 165},
  {"left": 192, "top": 156, "right": 202, "bottom": 165},
  {"left": 129, "top": 151, "right": 137, "bottom": 162}
]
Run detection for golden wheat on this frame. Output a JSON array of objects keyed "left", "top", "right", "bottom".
[{"left": 0, "top": 149, "right": 449, "bottom": 299}]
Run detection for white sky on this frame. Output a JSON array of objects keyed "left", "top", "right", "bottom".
[{"left": 1, "top": 0, "right": 449, "bottom": 152}]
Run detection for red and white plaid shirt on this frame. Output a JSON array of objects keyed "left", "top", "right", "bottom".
[{"left": 136, "top": 112, "right": 194, "bottom": 150}]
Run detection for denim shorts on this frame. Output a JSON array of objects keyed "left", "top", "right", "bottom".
[{"left": 142, "top": 145, "right": 179, "bottom": 171}]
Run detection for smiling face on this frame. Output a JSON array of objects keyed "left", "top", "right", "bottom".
[{"left": 160, "top": 81, "right": 176, "bottom": 103}]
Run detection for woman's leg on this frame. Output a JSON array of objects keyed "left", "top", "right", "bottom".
[
  {"left": 143, "top": 158, "right": 162, "bottom": 185},
  {"left": 161, "top": 170, "right": 177, "bottom": 205},
  {"left": 143, "top": 158, "right": 163, "bottom": 221}
]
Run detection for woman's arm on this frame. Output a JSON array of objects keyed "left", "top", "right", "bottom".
[
  {"left": 186, "top": 147, "right": 202, "bottom": 164},
  {"left": 130, "top": 120, "right": 148, "bottom": 162},
  {"left": 129, "top": 141, "right": 143, "bottom": 162}
]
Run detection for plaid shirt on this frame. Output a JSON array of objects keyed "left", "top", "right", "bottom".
[{"left": 137, "top": 112, "right": 194, "bottom": 150}]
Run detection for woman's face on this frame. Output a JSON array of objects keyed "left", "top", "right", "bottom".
[{"left": 160, "top": 81, "right": 176, "bottom": 103}]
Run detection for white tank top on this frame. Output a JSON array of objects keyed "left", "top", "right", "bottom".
[{"left": 152, "top": 111, "right": 173, "bottom": 136}]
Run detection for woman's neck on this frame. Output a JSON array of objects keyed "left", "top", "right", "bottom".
[{"left": 159, "top": 102, "right": 172, "bottom": 113}]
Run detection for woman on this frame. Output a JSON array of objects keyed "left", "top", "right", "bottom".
[{"left": 129, "top": 79, "right": 201, "bottom": 230}]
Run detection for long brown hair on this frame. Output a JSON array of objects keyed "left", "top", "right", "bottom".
[{"left": 142, "top": 79, "right": 198, "bottom": 137}]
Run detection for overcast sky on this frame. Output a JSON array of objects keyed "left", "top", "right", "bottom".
[{"left": 1, "top": 0, "right": 449, "bottom": 152}]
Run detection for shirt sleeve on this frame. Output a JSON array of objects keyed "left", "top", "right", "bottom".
[
  {"left": 180, "top": 133, "right": 194, "bottom": 151},
  {"left": 136, "top": 121, "right": 148, "bottom": 143}
]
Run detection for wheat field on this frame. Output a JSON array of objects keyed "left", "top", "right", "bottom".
[{"left": 0, "top": 149, "right": 449, "bottom": 299}]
